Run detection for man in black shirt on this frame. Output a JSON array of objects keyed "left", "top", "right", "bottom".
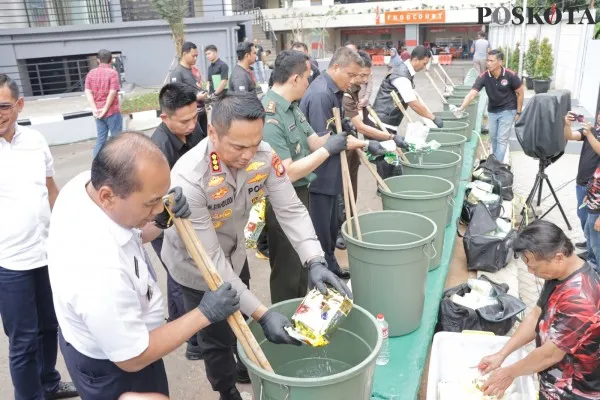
[
  {"left": 564, "top": 110, "right": 600, "bottom": 252},
  {"left": 170, "top": 41, "right": 208, "bottom": 135},
  {"left": 458, "top": 49, "right": 524, "bottom": 163},
  {"left": 229, "top": 42, "right": 257, "bottom": 94},
  {"left": 205, "top": 44, "right": 229, "bottom": 96},
  {"left": 150, "top": 82, "right": 205, "bottom": 360}
]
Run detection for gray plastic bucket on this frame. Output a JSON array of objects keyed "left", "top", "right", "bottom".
[
  {"left": 238, "top": 299, "right": 382, "bottom": 400},
  {"left": 381, "top": 175, "right": 454, "bottom": 270},
  {"left": 342, "top": 211, "right": 437, "bottom": 336},
  {"left": 428, "top": 120, "right": 470, "bottom": 140},
  {"left": 399, "top": 150, "right": 462, "bottom": 226}
]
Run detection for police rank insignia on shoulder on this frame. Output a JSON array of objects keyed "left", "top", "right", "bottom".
[
  {"left": 272, "top": 153, "right": 286, "bottom": 177},
  {"left": 265, "top": 101, "right": 276, "bottom": 114},
  {"left": 210, "top": 152, "right": 221, "bottom": 173}
]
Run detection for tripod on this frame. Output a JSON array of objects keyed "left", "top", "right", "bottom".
[{"left": 519, "top": 160, "right": 572, "bottom": 230}]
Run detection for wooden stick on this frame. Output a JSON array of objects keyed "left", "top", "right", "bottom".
[
  {"left": 165, "top": 199, "right": 274, "bottom": 373},
  {"left": 357, "top": 150, "right": 391, "bottom": 193},
  {"left": 333, "top": 108, "right": 355, "bottom": 239},
  {"left": 438, "top": 65, "right": 456, "bottom": 87},
  {"left": 425, "top": 71, "right": 448, "bottom": 103},
  {"left": 414, "top": 91, "right": 432, "bottom": 114},
  {"left": 346, "top": 164, "right": 361, "bottom": 240},
  {"left": 366, "top": 105, "right": 410, "bottom": 164},
  {"left": 389, "top": 91, "right": 414, "bottom": 123},
  {"left": 433, "top": 67, "right": 451, "bottom": 92}
]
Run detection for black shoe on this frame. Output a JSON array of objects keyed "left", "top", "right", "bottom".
[
  {"left": 575, "top": 241, "right": 587, "bottom": 250},
  {"left": 219, "top": 387, "right": 243, "bottom": 400},
  {"left": 236, "top": 362, "right": 251, "bottom": 384},
  {"left": 185, "top": 342, "right": 203, "bottom": 361},
  {"left": 336, "top": 233, "right": 346, "bottom": 250},
  {"left": 577, "top": 251, "right": 588, "bottom": 261},
  {"left": 45, "top": 382, "right": 78, "bottom": 399},
  {"left": 332, "top": 267, "right": 351, "bottom": 280}
]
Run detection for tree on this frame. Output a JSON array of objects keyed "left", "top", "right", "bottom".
[
  {"left": 151, "top": 0, "right": 189, "bottom": 59},
  {"left": 524, "top": 38, "right": 539, "bottom": 77},
  {"left": 535, "top": 37, "right": 554, "bottom": 80},
  {"left": 508, "top": 42, "right": 520, "bottom": 71}
]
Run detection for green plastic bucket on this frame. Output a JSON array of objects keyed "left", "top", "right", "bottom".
[
  {"left": 342, "top": 211, "right": 437, "bottom": 336},
  {"left": 428, "top": 120, "right": 470, "bottom": 140},
  {"left": 426, "top": 132, "right": 467, "bottom": 158},
  {"left": 433, "top": 111, "right": 470, "bottom": 138},
  {"left": 399, "top": 150, "right": 462, "bottom": 226},
  {"left": 238, "top": 299, "right": 382, "bottom": 399},
  {"left": 444, "top": 96, "right": 479, "bottom": 133},
  {"left": 381, "top": 175, "right": 454, "bottom": 270}
]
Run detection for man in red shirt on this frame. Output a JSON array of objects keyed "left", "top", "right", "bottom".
[{"left": 85, "top": 49, "right": 123, "bottom": 157}]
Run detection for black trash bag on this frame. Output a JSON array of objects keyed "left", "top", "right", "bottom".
[
  {"left": 461, "top": 177, "right": 503, "bottom": 224},
  {"left": 436, "top": 275, "right": 526, "bottom": 335},
  {"left": 463, "top": 203, "right": 516, "bottom": 272},
  {"left": 473, "top": 155, "right": 514, "bottom": 201},
  {"left": 515, "top": 90, "right": 570, "bottom": 161}
]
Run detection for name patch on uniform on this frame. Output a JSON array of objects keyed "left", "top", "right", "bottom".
[
  {"left": 265, "top": 101, "right": 276, "bottom": 114},
  {"left": 272, "top": 153, "right": 286, "bottom": 177},
  {"left": 289, "top": 123, "right": 296, "bottom": 131},
  {"left": 134, "top": 256, "right": 139, "bottom": 278},
  {"left": 266, "top": 119, "right": 280, "bottom": 125},
  {"left": 208, "top": 196, "right": 233, "bottom": 211},
  {"left": 210, "top": 152, "right": 221, "bottom": 173},
  {"left": 208, "top": 175, "right": 225, "bottom": 187},
  {"left": 212, "top": 208, "right": 233, "bottom": 220},
  {"left": 213, "top": 220, "right": 224, "bottom": 230},
  {"left": 248, "top": 172, "right": 268, "bottom": 184},
  {"left": 211, "top": 187, "right": 229, "bottom": 200},
  {"left": 245, "top": 161, "right": 265, "bottom": 172}
]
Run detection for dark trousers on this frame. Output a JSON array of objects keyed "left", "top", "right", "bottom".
[
  {"left": 257, "top": 225, "right": 269, "bottom": 254},
  {"left": 59, "top": 332, "right": 168, "bottom": 399},
  {"left": 267, "top": 186, "right": 310, "bottom": 304},
  {"left": 180, "top": 261, "right": 251, "bottom": 394},
  {"left": 309, "top": 192, "right": 340, "bottom": 271},
  {"left": 0, "top": 266, "right": 61, "bottom": 400},
  {"left": 338, "top": 151, "right": 360, "bottom": 233},
  {"left": 197, "top": 110, "right": 208, "bottom": 137}
]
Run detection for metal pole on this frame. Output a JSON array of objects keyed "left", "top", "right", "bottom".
[{"left": 518, "top": 0, "right": 527, "bottom": 78}]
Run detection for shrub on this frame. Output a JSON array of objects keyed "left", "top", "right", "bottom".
[
  {"left": 120, "top": 91, "right": 160, "bottom": 114},
  {"left": 535, "top": 37, "right": 554, "bottom": 80},
  {"left": 524, "top": 38, "right": 539, "bottom": 77}
]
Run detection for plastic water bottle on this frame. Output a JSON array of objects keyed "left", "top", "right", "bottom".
[{"left": 376, "top": 314, "right": 389, "bottom": 366}]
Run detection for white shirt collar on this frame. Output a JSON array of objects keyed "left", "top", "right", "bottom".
[
  {"left": 0, "top": 123, "right": 22, "bottom": 144},
  {"left": 403, "top": 59, "right": 416, "bottom": 76}
]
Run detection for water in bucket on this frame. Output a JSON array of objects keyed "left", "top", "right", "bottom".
[{"left": 276, "top": 348, "right": 353, "bottom": 378}]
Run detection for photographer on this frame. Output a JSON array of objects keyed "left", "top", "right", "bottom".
[{"left": 564, "top": 111, "right": 600, "bottom": 257}]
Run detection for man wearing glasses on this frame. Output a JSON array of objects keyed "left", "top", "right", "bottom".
[{"left": 0, "top": 74, "right": 78, "bottom": 399}]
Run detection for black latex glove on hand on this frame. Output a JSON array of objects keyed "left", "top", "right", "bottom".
[
  {"left": 392, "top": 135, "right": 410, "bottom": 151},
  {"left": 154, "top": 187, "right": 191, "bottom": 229},
  {"left": 323, "top": 133, "right": 348, "bottom": 155},
  {"left": 307, "top": 258, "right": 353, "bottom": 299},
  {"left": 341, "top": 117, "right": 358, "bottom": 137},
  {"left": 259, "top": 310, "right": 301, "bottom": 345},
  {"left": 367, "top": 140, "right": 389, "bottom": 156},
  {"left": 433, "top": 115, "right": 444, "bottom": 128},
  {"left": 198, "top": 282, "right": 240, "bottom": 324}
]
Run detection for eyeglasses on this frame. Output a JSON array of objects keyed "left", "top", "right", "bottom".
[{"left": 0, "top": 103, "right": 17, "bottom": 114}]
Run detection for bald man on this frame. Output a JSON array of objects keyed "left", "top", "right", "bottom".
[{"left": 47, "top": 132, "right": 240, "bottom": 399}]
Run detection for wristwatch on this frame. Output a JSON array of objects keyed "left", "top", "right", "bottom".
[{"left": 516, "top": 112, "right": 522, "bottom": 115}]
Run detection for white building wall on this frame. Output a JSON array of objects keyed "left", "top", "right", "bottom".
[{"left": 0, "top": 0, "right": 28, "bottom": 28}]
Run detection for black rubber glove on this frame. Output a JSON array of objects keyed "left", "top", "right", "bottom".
[
  {"left": 323, "top": 133, "right": 348, "bottom": 155},
  {"left": 154, "top": 187, "right": 191, "bottom": 229},
  {"left": 433, "top": 115, "right": 444, "bottom": 128},
  {"left": 392, "top": 135, "right": 410, "bottom": 151},
  {"left": 341, "top": 117, "right": 358, "bottom": 137},
  {"left": 198, "top": 282, "right": 240, "bottom": 324},
  {"left": 259, "top": 310, "right": 301, "bottom": 345},
  {"left": 307, "top": 257, "right": 353, "bottom": 299},
  {"left": 366, "top": 140, "right": 388, "bottom": 157}
]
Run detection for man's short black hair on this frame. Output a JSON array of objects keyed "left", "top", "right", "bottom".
[
  {"left": 265, "top": 50, "right": 271, "bottom": 55},
  {"left": 0, "top": 73, "right": 20, "bottom": 100},
  {"left": 205, "top": 44, "right": 218, "bottom": 52},
  {"left": 488, "top": 49, "right": 504, "bottom": 61},
  {"left": 271, "top": 50, "right": 310, "bottom": 85},
  {"left": 159, "top": 83, "right": 197, "bottom": 116},
  {"left": 182, "top": 42, "right": 197, "bottom": 54},
  {"left": 98, "top": 49, "right": 112, "bottom": 64},
  {"left": 410, "top": 45, "right": 432, "bottom": 61},
  {"left": 291, "top": 42, "right": 308, "bottom": 52},
  {"left": 513, "top": 220, "right": 574, "bottom": 261},
  {"left": 328, "top": 46, "right": 364, "bottom": 69},
  {"left": 358, "top": 51, "right": 372, "bottom": 68},
  {"left": 91, "top": 131, "right": 166, "bottom": 198},
  {"left": 211, "top": 92, "right": 265, "bottom": 136},
  {"left": 236, "top": 42, "right": 254, "bottom": 61}
]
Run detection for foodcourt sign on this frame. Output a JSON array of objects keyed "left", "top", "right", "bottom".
[{"left": 384, "top": 10, "right": 446, "bottom": 24}]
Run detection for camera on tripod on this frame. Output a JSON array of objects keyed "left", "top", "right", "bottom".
[{"left": 514, "top": 90, "right": 572, "bottom": 230}]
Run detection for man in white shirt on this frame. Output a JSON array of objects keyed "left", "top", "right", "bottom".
[
  {"left": 0, "top": 74, "right": 78, "bottom": 400},
  {"left": 48, "top": 132, "right": 240, "bottom": 399},
  {"left": 471, "top": 32, "right": 490, "bottom": 73}
]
